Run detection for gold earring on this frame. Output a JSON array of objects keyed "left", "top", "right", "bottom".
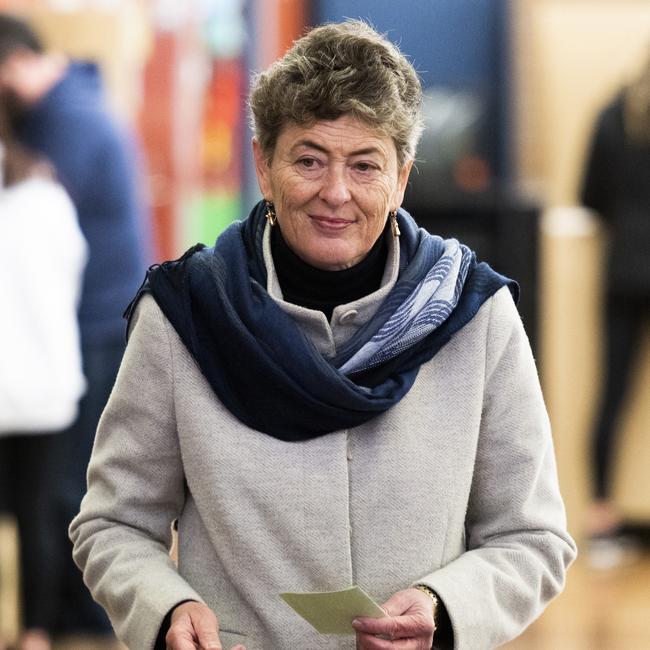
[
  {"left": 265, "top": 201, "right": 277, "bottom": 226},
  {"left": 390, "top": 210, "right": 400, "bottom": 237}
]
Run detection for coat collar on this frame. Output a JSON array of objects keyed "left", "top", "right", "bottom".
[{"left": 262, "top": 222, "right": 401, "bottom": 357}]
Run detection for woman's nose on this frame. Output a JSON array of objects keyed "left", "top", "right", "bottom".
[{"left": 318, "top": 167, "right": 351, "bottom": 206}]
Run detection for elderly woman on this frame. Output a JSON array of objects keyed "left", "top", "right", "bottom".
[{"left": 70, "top": 20, "right": 575, "bottom": 650}]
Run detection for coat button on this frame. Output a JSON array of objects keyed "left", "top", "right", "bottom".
[{"left": 339, "top": 309, "right": 358, "bottom": 325}]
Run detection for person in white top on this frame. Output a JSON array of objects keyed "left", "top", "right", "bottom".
[{"left": 0, "top": 97, "right": 86, "bottom": 650}]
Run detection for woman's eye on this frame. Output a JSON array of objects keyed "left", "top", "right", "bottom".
[{"left": 298, "top": 157, "right": 318, "bottom": 169}]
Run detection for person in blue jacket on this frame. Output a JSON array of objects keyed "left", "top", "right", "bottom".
[{"left": 0, "top": 13, "right": 151, "bottom": 649}]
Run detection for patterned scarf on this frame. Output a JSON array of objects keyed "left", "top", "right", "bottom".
[{"left": 125, "top": 201, "right": 517, "bottom": 441}]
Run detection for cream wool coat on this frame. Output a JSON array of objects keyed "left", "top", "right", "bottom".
[{"left": 70, "top": 231, "right": 576, "bottom": 650}]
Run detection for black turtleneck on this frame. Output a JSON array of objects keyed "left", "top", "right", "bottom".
[{"left": 271, "top": 224, "right": 389, "bottom": 321}]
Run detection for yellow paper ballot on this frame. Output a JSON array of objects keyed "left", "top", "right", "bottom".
[{"left": 280, "top": 585, "right": 386, "bottom": 635}]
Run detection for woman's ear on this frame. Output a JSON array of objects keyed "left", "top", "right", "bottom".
[{"left": 252, "top": 139, "right": 272, "bottom": 199}]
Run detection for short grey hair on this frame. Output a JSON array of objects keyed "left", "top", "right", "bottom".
[{"left": 249, "top": 20, "right": 423, "bottom": 167}]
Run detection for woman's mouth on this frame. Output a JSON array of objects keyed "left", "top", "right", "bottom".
[{"left": 309, "top": 215, "right": 353, "bottom": 231}]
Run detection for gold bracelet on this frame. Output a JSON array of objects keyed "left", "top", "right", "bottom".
[{"left": 414, "top": 584, "right": 439, "bottom": 627}]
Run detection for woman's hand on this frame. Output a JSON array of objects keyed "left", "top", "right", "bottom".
[
  {"left": 352, "top": 588, "right": 435, "bottom": 649},
  {"left": 165, "top": 601, "right": 246, "bottom": 650}
]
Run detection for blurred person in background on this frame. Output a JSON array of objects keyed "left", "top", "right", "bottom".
[
  {"left": 581, "top": 52, "right": 650, "bottom": 569},
  {"left": 70, "top": 20, "right": 575, "bottom": 650},
  {"left": 0, "top": 12, "right": 151, "bottom": 644},
  {"left": 0, "top": 98, "right": 86, "bottom": 650}
]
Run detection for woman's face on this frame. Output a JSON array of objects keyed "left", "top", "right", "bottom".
[{"left": 253, "top": 115, "right": 413, "bottom": 271}]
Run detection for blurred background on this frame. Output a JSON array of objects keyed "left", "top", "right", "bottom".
[{"left": 0, "top": 0, "right": 649, "bottom": 648}]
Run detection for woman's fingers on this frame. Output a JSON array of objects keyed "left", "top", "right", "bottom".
[
  {"left": 353, "top": 588, "right": 435, "bottom": 650},
  {"left": 166, "top": 601, "right": 223, "bottom": 650},
  {"left": 353, "top": 613, "right": 428, "bottom": 640}
]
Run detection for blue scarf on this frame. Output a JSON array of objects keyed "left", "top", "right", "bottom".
[{"left": 125, "top": 201, "right": 517, "bottom": 441}]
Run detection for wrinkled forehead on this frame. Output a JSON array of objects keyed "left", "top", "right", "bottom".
[{"left": 270, "top": 116, "right": 397, "bottom": 160}]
